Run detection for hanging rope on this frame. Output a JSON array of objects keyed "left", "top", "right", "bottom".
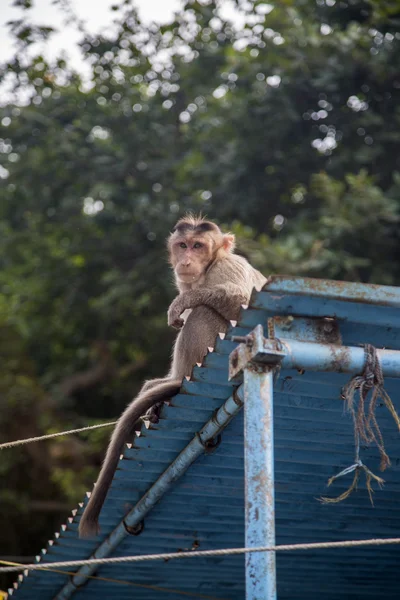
[
  {"left": 0, "top": 421, "right": 118, "bottom": 450},
  {"left": 1, "top": 537, "right": 400, "bottom": 574},
  {"left": 321, "top": 344, "right": 400, "bottom": 504}
]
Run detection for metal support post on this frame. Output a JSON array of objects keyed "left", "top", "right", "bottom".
[
  {"left": 244, "top": 364, "right": 277, "bottom": 600},
  {"left": 230, "top": 327, "right": 284, "bottom": 600}
]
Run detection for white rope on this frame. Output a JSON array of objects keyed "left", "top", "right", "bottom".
[
  {"left": 0, "top": 421, "right": 118, "bottom": 449},
  {"left": 1, "top": 537, "right": 400, "bottom": 573}
]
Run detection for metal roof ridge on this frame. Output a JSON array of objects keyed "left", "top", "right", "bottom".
[{"left": 262, "top": 276, "right": 400, "bottom": 307}]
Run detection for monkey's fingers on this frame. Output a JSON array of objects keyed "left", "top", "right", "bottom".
[
  {"left": 144, "top": 401, "right": 164, "bottom": 424},
  {"left": 168, "top": 310, "right": 184, "bottom": 328},
  {"left": 171, "top": 317, "right": 184, "bottom": 329}
]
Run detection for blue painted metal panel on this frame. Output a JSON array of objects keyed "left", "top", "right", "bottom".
[
  {"left": 9, "top": 276, "right": 400, "bottom": 600},
  {"left": 264, "top": 276, "right": 400, "bottom": 307}
]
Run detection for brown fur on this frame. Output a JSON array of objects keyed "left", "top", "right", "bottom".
[{"left": 78, "top": 216, "right": 266, "bottom": 538}]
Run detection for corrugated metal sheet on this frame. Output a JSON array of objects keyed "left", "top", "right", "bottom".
[{"left": 10, "top": 276, "right": 400, "bottom": 599}]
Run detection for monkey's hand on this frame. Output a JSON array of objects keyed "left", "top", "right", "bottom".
[{"left": 167, "top": 296, "right": 185, "bottom": 329}]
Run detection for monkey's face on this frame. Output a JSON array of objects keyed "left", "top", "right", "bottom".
[{"left": 171, "top": 234, "right": 215, "bottom": 284}]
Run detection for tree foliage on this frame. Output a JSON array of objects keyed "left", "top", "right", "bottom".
[{"left": 1, "top": 0, "right": 400, "bottom": 588}]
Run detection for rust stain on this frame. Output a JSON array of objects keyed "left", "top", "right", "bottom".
[
  {"left": 314, "top": 317, "right": 342, "bottom": 345},
  {"left": 272, "top": 315, "right": 294, "bottom": 331},
  {"left": 328, "top": 344, "right": 352, "bottom": 373},
  {"left": 267, "top": 317, "right": 275, "bottom": 339}
]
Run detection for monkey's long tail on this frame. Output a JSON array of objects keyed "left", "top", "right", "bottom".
[{"left": 78, "top": 379, "right": 181, "bottom": 538}]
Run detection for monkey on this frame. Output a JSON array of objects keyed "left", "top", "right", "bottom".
[{"left": 78, "top": 215, "right": 266, "bottom": 538}]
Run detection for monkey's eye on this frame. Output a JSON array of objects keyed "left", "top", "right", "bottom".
[
  {"left": 193, "top": 242, "right": 203, "bottom": 249},
  {"left": 179, "top": 242, "right": 187, "bottom": 249}
]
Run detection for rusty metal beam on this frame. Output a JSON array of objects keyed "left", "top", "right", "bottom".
[
  {"left": 264, "top": 276, "right": 400, "bottom": 308},
  {"left": 229, "top": 325, "right": 400, "bottom": 380}
]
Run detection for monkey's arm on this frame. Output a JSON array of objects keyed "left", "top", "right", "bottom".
[{"left": 168, "top": 283, "right": 248, "bottom": 328}]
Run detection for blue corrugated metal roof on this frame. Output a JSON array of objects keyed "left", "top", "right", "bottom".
[{"left": 9, "top": 276, "right": 400, "bottom": 599}]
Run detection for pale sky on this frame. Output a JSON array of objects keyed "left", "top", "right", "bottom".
[{"left": 0, "top": 0, "right": 183, "bottom": 71}]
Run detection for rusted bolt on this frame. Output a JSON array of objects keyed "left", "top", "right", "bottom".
[
  {"left": 281, "top": 315, "right": 294, "bottom": 331},
  {"left": 204, "top": 434, "right": 222, "bottom": 454},
  {"left": 124, "top": 520, "right": 145, "bottom": 536}
]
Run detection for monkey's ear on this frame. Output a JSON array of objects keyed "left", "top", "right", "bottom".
[{"left": 222, "top": 234, "right": 235, "bottom": 252}]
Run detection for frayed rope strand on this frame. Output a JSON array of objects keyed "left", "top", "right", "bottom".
[
  {"left": 320, "top": 344, "right": 397, "bottom": 504},
  {"left": 320, "top": 463, "right": 384, "bottom": 505}
]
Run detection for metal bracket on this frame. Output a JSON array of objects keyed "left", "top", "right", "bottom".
[
  {"left": 268, "top": 315, "right": 342, "bottom": 345},
  {"left": 229, "top": 324, "right": 286, "bottom": 380}
]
